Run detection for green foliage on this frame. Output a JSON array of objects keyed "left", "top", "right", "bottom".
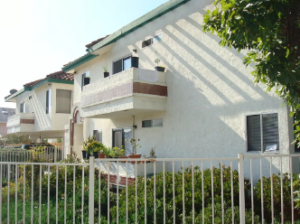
[
  {"left": 0, "top": 134, "right": 31, "bottom": 146},
  {"left": 185, "top": 203, "right": 260, "bottom": 224},
  {"left": 108, "top": 147, "right": 126, "bottom": 158},
  {"left": 203, "top": 0, "right": 300, "bottom": 145},
  {"left": 87, "top": 141, "right": 106, "bottom": 155},
  {"left": 82, "top": 136, "right": 96, "bottom": 152},
  {"left": 254, "top": 173, "right": 300, "bottom": 222},
  {"left": 110, "top": 165, "right": 249, "bottom": 224}
]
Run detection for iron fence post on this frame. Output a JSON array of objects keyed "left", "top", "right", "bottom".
[
  {"left": 238, "top": 153, "right": 245, "bottom": 224},
  {"left": 89, "top": 156, "right": 95, "bottom": 223}
]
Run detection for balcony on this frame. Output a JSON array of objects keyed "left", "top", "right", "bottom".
[
  {"left": 81, "top": 68, "right": 167, "bottom": 118},
  {"left": 7, "top": 113, "right": 35, "bottom": 134}
]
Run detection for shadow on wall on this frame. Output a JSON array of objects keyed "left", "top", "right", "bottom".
[
  {"left": 131, "top": 0, "right": 283, "bottom": 161},
  {"left": 28, "top": 92, "right": 51, "bottom": 132}
]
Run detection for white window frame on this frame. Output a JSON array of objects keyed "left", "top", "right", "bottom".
[
  {"left": 245, "top": 112, "right": 280, "bottom": 153},
  {"left": 142, "top": 33, "right": 162, "bottom": 49},
  {"left": 142, "top": 118, "right": 163, "bottom": 128},
  {"left": 20, "top": 102, "right": 25, "bottom": 113}
]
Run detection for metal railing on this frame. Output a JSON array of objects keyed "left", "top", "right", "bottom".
[{"left": 0, "top": 153, "right": 299, "bottom": 223}]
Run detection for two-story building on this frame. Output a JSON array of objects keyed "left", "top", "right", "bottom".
[
  {"left": 5, "top": 71, "right": 74, "bottom": 146},
  {"left": 61, "top": 0, "right": 295, "bottom": 165}
]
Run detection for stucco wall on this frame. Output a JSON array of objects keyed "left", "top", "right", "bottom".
[
  {"left": 71, "top": 0, "right": 294, "bottom": 170},
  {"left": 14, "top": 83, "right": 73, "bottom": 135}
]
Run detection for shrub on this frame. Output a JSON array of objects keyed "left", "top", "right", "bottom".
[
  {"left": 185, "top": 203, "right": 260, "bottom": 224},
  {"left": 111, "top": 165, "right": 250, "bottom": 224},
  {"left": 254, "top": 173, "right": 300, "bottom": 223}
]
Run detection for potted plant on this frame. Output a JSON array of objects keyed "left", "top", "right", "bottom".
[
  {"left": 98, "top": 149, "right": 106, "bottom": 158},
  {"left": 154, "top": 58, "right": 166, "bottom": 72},
  {"left": 149, "top": 147, "right": 156, "bottom": 158},
  {"left": 82, "top": 136, "right": 95, "bottom": 159},
  {"left": 103, "top": 64, "right": 109, "bottom": 78},
  {"left": 127, "top": 138, "right": 142, "bottom": 159},
  {"left": 89, "top": 141, "right": 106, "bottom": 158}
]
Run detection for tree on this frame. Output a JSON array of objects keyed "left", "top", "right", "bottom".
[
  {"left": 0, "top": 134, "right": 31, "bottom": 146},
  {"left": 202, "top": 0, "right": 300, "bottom": 145}
]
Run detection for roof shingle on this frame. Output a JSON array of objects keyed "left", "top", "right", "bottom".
[{"left": 24, "top": 71, "right": 74, "bottom": 88}]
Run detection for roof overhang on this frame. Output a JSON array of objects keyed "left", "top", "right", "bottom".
[
  {"left": 5, "top": 78, "right": 74, "bottom": 102},
  {"left": 62, "top": 0, "right": 190, "bottom": 73},
  {"left": 88, "top": 0, "right": 190, "bottom": 53}
]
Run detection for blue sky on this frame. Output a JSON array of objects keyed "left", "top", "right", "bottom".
[{"left": 0, "top": 0, "right": 168, "bottom": 107}]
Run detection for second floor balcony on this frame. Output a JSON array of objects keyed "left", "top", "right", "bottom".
[
  {"left": 81, "top": 68, "right": 167, "bottom": 118},
  {"left": 7, "top": 113, "right": 35, "bottom": 134}
]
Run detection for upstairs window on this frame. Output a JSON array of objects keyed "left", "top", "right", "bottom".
[
  {"left": 56, "top": 90, "right": 72, "bottom": 114},
  {"left": 81, "top": 72, "right": 90, "bottom": 90},
  {"left": 142, "top": 118, "right": 163, "bottom": 128},
  {"left": 142, "top": 33, "right": 162, "bottom": 48},
  {"left": 46, "top": 89, "right": 51, "bottom": 114},
  {"left": 247, "top": 113, "right": 279, "bottom": 152},
  {"left": 20, "top": 103, "right": 25, "bottom": 113}
]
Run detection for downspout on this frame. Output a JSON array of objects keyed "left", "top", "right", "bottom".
[{"left": 132, "top": 115, "right": 136, "bottom": 138}]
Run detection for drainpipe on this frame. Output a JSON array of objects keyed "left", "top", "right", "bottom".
[{"left": 132, "top": 115, "right": 136, "bottom": 138}]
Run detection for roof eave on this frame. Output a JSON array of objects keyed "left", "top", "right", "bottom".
[
  {"left": 88, "top": 0, "right": 191, "bottom": 53},
  {"left": 62, "top": 53, "right": 98, "bottom": 73}
]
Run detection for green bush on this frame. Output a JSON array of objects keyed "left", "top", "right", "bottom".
[
  {"left": 185, "top": 203, "right": 260, "bottom": 224},
  {"left": 111, "top": 165, "right": 250, "bottom": 224},
  {"left": 254, "top": 173, "right": 300, "bottom": 223}
]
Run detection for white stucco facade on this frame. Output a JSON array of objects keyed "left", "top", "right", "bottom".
[
  {"left": 7, "top": 82, "right": 73, "bottom": 140},
  {"left": 64, "top": 0, "right": 296, "bottom": 176}
]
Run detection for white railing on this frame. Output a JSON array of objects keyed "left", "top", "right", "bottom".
[{"left": 0, "top": 153, "right": 299, "bottom": 223}]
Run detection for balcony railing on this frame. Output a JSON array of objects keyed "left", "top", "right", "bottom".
[
  {"left": 6, "top": 113, "right": 35, "bottom": 134},
  {"left": 81, "top": 68, "right": 168, "bottom": 117}
]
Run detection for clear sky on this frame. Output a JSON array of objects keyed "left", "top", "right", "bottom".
[{"left": 0, "top": 0, "right": 168, "bottom": 108}]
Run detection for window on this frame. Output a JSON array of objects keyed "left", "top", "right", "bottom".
[
  {"left": 112, "top": 128, "right": 132, "bottom": 154},
  {"left": 112, "top": 129, "right": 124, "bottom": 148},
  {"left": 20, "top": 103, "right": 25, "bottom": 113},
  {"left": 142, "top": 119, "right": 163, "bottom": 128},
  {"left": 93, "top": 130, "right": 102, "bottom": 143},
  {"left": 56, "top": 90, "right": 72, "bottom": 113},
  {"left": 113, "top": 56, "right": 134, "bottom": 74},
  {"left": 46, "top": 89, "right": 51, "bottom": 114},
  {"left": 81, "top": 72, "right": 90, "bottom": 90},
  {"left": 142, "top": 33, "right": 162, "bottom": 48},
  {"left": 247, "top": 113, "right": 279, "bottom": 152}
]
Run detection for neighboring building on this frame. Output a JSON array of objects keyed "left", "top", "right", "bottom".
[
  {"left": 5, "top": 71, "right": 74, "bottom": 144},
  {"left": 61, "top": 0, "right": 295, "bottom": 170},
  {"left": 0, "top": 108, "right": 15, "bottom": 137}
]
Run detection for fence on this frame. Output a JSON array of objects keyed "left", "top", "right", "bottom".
[{"left": 0, "top": 153, "right": 299, "bottom": 223}]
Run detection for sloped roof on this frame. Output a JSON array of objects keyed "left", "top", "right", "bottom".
[
  {"left": 5, "top": 71, "right": 74, "bottom": 102},
  {"left": 85, "top": 35, "right": 110, "bottom": 48},
  {"left": 24, "top": 71, "right": 74, "bottom": 88},
  {"left": 0, "top": 108, "right": 15, "bottom": 123}
]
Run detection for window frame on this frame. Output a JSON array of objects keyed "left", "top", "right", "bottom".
[
  {"left": 20, "top": 102, "right": 25, "bottom": 113},
  {"left": 112, "top": 54, "right": 132, "bottom": 75},
  {"left": 93, "top": 129, "right": 102, "bottom": 143},
  {"left": 142, "top": 33, "right": 162, "bottom": 49},
  {"left": 246, "top": 112, "right": 280, "bottom": 153},
  {"left": 46, "top": 89, "right": 51, "bottom": 114},
  {"left": 81, "top": 72, "right": 90, "bottom": 91},
  {"left": 112, "top": 128, "right": 124, "bottom": 148},
  {"left": 142, "top": 118, "right": 163, "bottom": 128},
  {"left": 56, "top": 89, "right": 72, "bottom": 114}
]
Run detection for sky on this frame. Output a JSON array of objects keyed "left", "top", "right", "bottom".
[{"left": 0, "top": 0, "right": 168, "bottom": 108}]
